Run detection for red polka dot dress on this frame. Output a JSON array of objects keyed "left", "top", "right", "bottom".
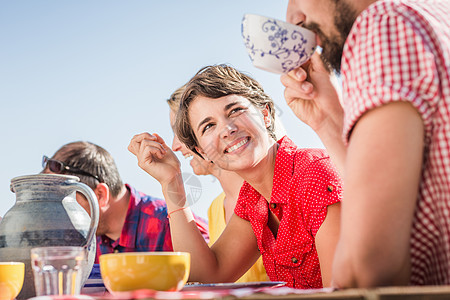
[{"left": 234, "top": 136, "right": 343, "bottom": 288}]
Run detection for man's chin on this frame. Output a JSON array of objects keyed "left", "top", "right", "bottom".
[
  {"left": 319, "top": 54, "right": 336, "bottom": 74},
  {"left": 320, "top": 45, "right": 343, "bottom": 74}
]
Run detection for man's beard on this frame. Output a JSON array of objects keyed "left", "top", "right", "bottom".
[
  {"left": 320, "top": 37, "right": 345, "bottom": 74},
  {"left": 306, "top": 1, "right": 359, "bottom": 73}
]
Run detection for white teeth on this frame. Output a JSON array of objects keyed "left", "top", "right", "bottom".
[
  {"left": 226, "top": 138, "right": 249, "bottom": 153},
  {"left": 183, "top": 153, "right": 193, "bottom": 159}
]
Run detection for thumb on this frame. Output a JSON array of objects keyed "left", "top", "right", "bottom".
[{"left": 310, "top": 51, "right": 329, "bottom": 73}]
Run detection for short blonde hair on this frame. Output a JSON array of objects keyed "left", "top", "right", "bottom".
[{"left": 167, "top": 84, "right": 187, "bottom": 112}]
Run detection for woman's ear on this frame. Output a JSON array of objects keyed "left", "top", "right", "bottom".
[
  {"left": 94, "top": 183, "right": 110, "bottom": 208},
  {"left": 262, "top": 106, "right": 272, "bottom": 128},
  {"left": 195, "top": 146, "right": 209, "bottom": 161}
]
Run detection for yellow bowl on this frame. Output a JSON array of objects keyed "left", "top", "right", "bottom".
[
  {"left": 0, "top": 262, "right": 24, "bottom": 300},
  {"left": 99, "top": 252, "right": 190, "bottom": 293}
]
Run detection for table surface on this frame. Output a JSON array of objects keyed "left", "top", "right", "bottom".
[{"left": 84, "top": 285, "right": 450, "bottom": 300}]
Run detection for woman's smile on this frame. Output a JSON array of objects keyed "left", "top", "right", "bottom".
[{"left": 224, "top": 137, "right": 250, "bottom": 154}]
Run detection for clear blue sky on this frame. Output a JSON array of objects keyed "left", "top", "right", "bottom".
[{"left": 0, "top": 0, "right": 324, "bottom": 219}]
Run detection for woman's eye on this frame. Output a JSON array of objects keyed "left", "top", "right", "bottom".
[
  {"left": 229, "top": 107, "right": 244, "bottom": 115},
  {"left": 202, "top": 123, "right": 213, "bottom": 134}
]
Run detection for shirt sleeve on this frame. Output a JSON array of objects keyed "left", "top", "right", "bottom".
[
  {"left": 234, "top": 182, "right": 252, "bottom": 221},
  {"left": 343, "top": 6, "right": 439, "bottom": 142},
  {"left": 300, "top": 157, "right": 343, "bottom": 237}
]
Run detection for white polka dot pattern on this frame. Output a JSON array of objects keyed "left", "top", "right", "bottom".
[
  {"left": 234, "top": 136, "right": 343, "bottom": 289},
  {"left": 342, "top": 0, "right": 450, "bottom": 285}
]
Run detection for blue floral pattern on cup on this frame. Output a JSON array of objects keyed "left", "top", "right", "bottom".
[{"left": 241, "top": 15, "right": 316, "bottom": 73}]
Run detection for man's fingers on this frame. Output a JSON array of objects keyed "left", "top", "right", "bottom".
[
  {"left": 287, "top": 65, "right": 308, "bottom": 81},
  {"left": 284, "top": 88, "right": 306, "bottom": 106},
  {"left": 281, "top": 72, "right": 315, "bottom": 95},
  {"left": 280, "top": 73, "right": 302, "bottom": 90},
  {"left": 283, "top": 85, "right": 315, "bottom": 106}
]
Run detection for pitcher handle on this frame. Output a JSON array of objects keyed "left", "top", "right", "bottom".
[{"left": 65, "top": 180, "right": 100, "bottom": 249}]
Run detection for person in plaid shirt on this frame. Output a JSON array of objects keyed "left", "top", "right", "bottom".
[
  {"left": 282, "top": 0, "right": 450, "bottom": 288},
  {"left": 42, "top": 141, "right": 209, "bottom": 263}
]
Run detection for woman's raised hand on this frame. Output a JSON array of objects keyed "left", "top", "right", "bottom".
[{"left": 128, "top": 132, "right": 181, "bottom": 186}]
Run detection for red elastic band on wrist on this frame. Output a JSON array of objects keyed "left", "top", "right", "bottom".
[{"left": 167, "top": 207, "right": 187, "bottom": 219}]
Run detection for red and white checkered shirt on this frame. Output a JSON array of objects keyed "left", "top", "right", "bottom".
[{"left": 342, "top": 0, "right": 450, "bottom": 285}]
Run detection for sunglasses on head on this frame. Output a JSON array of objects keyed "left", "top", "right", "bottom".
[{"left": 42, "top": 155, "right": 102, "bottom": 182}]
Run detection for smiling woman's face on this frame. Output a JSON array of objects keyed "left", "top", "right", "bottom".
[{"left": 188, "top": 94, "right": 273, "bottom": 172}]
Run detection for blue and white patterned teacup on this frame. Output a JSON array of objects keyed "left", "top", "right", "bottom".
[{"left": 241, "top": 14, "right": 316, "bottom": 74}]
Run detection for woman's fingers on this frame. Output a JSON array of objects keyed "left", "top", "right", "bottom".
[
  {"left": 128, "top": 133, "right": 181, "bottom": 184},
  {"left": 128, "top": 132, "right": 166, "bottom": 160},
  {"left": 128, "top": 132, "right": 156, "bottom": 155},
  {"left": 153, "top": 133, "right": 169, "bottom": 151},
  {"left": 132, "top": 132, "right": 157, "bottom": 143},
  {"left": 127, "top": 138, "right": 139, "bottom": 156},
  {"left": 138, "top": 141, "right": 165, "bottom": 166},
  {"left": 140, "top": 137, "right": 166, "bottom": 159}
]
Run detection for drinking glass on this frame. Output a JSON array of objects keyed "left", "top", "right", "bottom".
[{"left": 31, "top": 246, "right": 86, "bottom": 296}]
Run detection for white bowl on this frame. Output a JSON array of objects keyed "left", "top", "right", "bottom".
[{"left": 241, "top": 14, "right": 316, "bottom": 74}]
